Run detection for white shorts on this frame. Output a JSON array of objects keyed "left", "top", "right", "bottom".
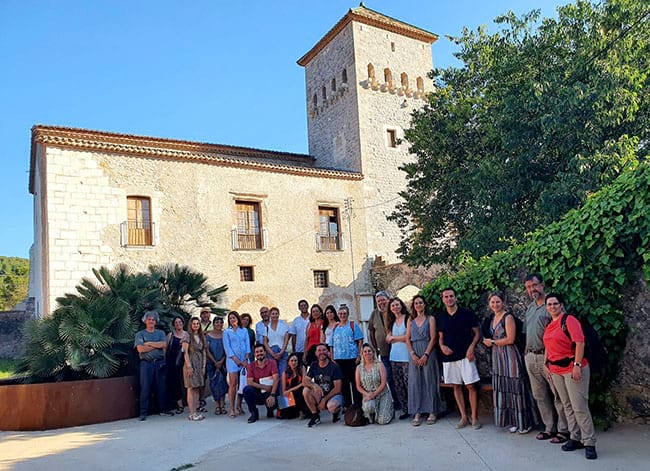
[{"left": 443, "top": 358, "right": 480, "bottom": 385}]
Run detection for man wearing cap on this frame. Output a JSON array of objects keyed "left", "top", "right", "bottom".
[
  {"left": 200, "top": 308, "right": 214, "bottom": 333},
  {"left": 368, "top": 291, "right": 398, "bottom": 413},
  {"left": 134, "top": 311, "right": 174, "bottom": 421},
  {"left": 255, "top": 306, "right": 271, "bottom": 344}
]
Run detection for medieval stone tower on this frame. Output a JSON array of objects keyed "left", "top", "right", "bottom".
[{"left": 298, "top": 5, "right": 438, "bottom": 264}]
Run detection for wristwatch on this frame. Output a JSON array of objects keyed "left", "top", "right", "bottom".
[
  {"left": 573, "top": 361, "right": 582, "bottom": 367},
  {"left": 491, "top": 340, "right": 495, "bottom": 346}
]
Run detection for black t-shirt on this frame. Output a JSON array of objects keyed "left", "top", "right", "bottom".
[
  {"left": 437, "top": 307, "right": 478, "bottom": 363},
  {"left": 307, "top": 360, "right": 343, "bottom": 395}
]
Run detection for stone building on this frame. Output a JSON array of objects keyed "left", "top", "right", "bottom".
[{"left": 28, "top": 5, "right": 438, "bottom": 321}]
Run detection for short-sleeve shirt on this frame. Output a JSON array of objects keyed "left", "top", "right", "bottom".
[
  {"left": 134, "top": 329, "right": 166, "bottom": 361},
  {"left": 524, "top": 301, "right": 551, "bottom": 351},
  {"left": 369, "top": 309, "right": 390, "bottom": 357},
  {"left": 331, "top": 321, "right": 364, "bottom": 360},
  {"left": 437, "top": 307, "right": 479, "bottom": 363},
  {"left": 264, "top": 320, "right": 290, "bottom": 348},
  {"left": 247, "top": 358, "right": 278, "bottom": 383},
  {"left": 289, "top": 315, "right": 310, "bottom": 353},
  {"left": 255, "top": 321, "right": 269, "bottom": 344},
  {"left": 307, "top": 360, "right": 343, "bottom": 395},
  {"left": 543, "top": 314, "right": 587, "bottom": 375},
  {"left": 389, "top": 317, "right": 409, "bottom": 362}
]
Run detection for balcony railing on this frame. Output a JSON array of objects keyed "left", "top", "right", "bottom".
[
  {"left": 315, "top": 233, "right": 345, "bottom": 251},
  {"left": 232, "top": 228, "right": 268, "bottom": 250}
]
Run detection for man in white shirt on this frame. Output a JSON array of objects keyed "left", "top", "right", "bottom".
[{"left": 290, "top": 299, "right": 310, "bottom": 364}]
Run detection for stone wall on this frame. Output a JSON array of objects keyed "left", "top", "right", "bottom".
[{"left": 0, "top": 298, "right": 34, "bottom": 359}]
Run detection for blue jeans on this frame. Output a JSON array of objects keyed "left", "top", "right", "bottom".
[
  {"left": 139, "top": 358, "right": 168, "bottom": 417},
  {"left": 268, "top": 345, "right": 287, "bottom": 379},
  {"left": 380, "top": 355, "right": 398, "bottom": 409}
]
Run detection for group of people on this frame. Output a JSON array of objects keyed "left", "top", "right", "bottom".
[{"left": 134, "top": 272, "right": 597, "bottom": 460}]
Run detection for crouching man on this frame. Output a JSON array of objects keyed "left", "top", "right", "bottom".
[
  {"left": 243, "top": 343, "right": 279, "bottom": 423},
  {"left": 303, "top": 343, "right": 343, "bottom": 427}
]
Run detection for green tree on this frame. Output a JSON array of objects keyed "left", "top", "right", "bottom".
[
  {"left": 392, "top": 0, "right": 649, "bottom": 265},
  {"left": 0, "top": 256, "right": 29, "bottom": 310}
]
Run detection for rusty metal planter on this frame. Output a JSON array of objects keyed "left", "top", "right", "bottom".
[{"left": 0, "top": 375, "right": 138, "bottom": 431}]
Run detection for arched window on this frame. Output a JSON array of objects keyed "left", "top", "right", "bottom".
[
  {"left": 331, "top": 78, "right": 336, "bottom": 91},
  {"left": 416, "top": 77, "right": 424, "bottom": 93},
  {"left": 384, "top": 68, "right": 393, "bottom": 86},
  {"left": 322, "top": 86, "right": 327, "bottom": 101},
  {"left": 401, "top": 72, "right": 409, "bottom": 89},
  {"left": 367, "top": 63, "right": 375, "bottom": 80},
  {"left": 342, "top": 68, "right": 348, "bottom": 84},
  {"left": 313, "top": 93, "right": 318, "bottom": 111}
]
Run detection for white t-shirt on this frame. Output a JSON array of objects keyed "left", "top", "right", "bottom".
[
  {"left": 265, "top": 320, "right": 290, "bottom": 348},
  {"left": 289, "top": 315, "right": 310, "bottom": 353}
]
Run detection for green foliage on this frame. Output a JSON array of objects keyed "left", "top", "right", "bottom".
[
  {"left": 17, "top": 264, "right": 228, "bottom": 382},
  {"left": 0, "top": 358, "right": 19, "bottom": 379},
  {"left": 393, "top": 0, "right": 649, "bottom": 265},
  {"left": 422, "top": 162, "right": 650, "bottom": 417},
  {"left": 0, "top": 256, "right": 29, "bottom": 310}
]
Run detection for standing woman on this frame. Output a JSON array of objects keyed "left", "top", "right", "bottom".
[
  {"left": 482, "top": 292, "right": 537, "bottom": 433},
  {"left": 331, "top": 304, "right": 364, "bottom": 408},
  {"left": 543, "top": 293, "right": 597, "bottom": 460},
  {"left": 405, "top": 295, "right": 442, "bottom": 426},
  {"left": 323, "top": 305, "right": 339, "bottom": 351},
  {"left": 206, "top": 316, "right": 227, "bottom": 415},
  {"left": 303, "top": 304, "right": 325, "bottom": 365},
  {"left": 385, "top": 297, "right": 410, "bottom": 420},
  {"left": 355, "top": 343, "right": 394, "bottom": 424},
  {"left": 223, "top": 311, "right": 251, "bottom": 418},
  {"left": 240, "top": 313, "right": 257, "bottom": 354},
  {"left": 166, "top": 316, "right": 188, "bottom": 414},
  {"left": 183, "top": 317, "right": 207, "bottom": 421},
  {"left": 263, "top": 307, "right": 290, "bottom": 378}
]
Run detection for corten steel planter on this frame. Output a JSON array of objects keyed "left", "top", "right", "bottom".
[{"left": 0, "top": 375, "right": 138, "bottom": 431}]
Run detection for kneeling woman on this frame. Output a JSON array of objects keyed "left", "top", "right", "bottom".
[
  {"left": 355, "top": 343, "right": 394, "bottom": 424},
  {"left": 543, "top": 293, "right": 597, "bottom": 460}
]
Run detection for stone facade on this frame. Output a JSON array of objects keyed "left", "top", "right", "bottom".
[{"left": 29, "top": 6, "right": 439, "bottom": 323}]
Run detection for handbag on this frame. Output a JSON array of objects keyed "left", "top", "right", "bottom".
[
  {"left": 344, "top": 405, "right": 368, "bottom": 427},
  {"left": 237, "top": 367, "right": 247, "bottom": 395}
]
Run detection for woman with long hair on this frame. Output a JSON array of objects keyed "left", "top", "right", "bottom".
[
  {"left": 303, "top": 304, "right": 325, "bottom": 366},
  {"left": 406, "top": 295, "right": 442, "bottom": 426},
  {"left": 263, "top": 307, "right": 290, "bottom": 378},
  {"left": 323, "top": 304, "right": 339, "bottom": 350},
  {"left": 206, "top": 316, "right": 227, "bottom": 415},
  {"left": 183, "top": 317, "right": 207, "bottom": 421},
  {"left": 240, "top": 313, "right": 256, "bottom": 354},
  {"left": 331, "top": 304, "right": 364, "bottom": 408},
  {"left": 279, "top": 352, "right": 309, "bottom": 419},
  {"left": 166, "top": 315, "right": 188, "bottom": 414},
  {"left": 355, "top": 343, "right": 394, "bottom": 424},
  {"left": 482, "top": 292, "right": 538, "bottom": 433},
  {"left": 385, "top": 297, "right": 410, "bottom": 420},
  {"left": 223, "top": 311, "right": 250, "bottom": 418},
  {"left": 543, "top": 293, "right": 597, "bottom": 460}
]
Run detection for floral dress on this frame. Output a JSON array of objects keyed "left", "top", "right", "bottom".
[{"left": 358, "top": 361, "right": 394, "bottom": 425}]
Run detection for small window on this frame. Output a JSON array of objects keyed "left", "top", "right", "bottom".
[
  {"left": 416, "top": 77, "right": 424, "bottom": 93},
  {"left": 313, "top": 93, "right": 318, "bottom": 111},
  {"left": 342, "top": 68, "right": 348, "bottom": 84},
  {"left": 384, "top": 68, "right": 392, "bottom": 86},
  {"left": 235, "top": 201, "right": 262, "bottom": 250},
  {"left": 367, "top": 63, "right": 375, "bottom": 80},
  {"left": 401, "top": 72, "right": 409, "bottom": 89},
  {"left": 239, "top": 266, "right": 254, "bottom": 282},
  {"left": 331, "top": 78, "right": 336, "bottom": 91},
  {"left": 322, "top": 86, "right": 327, "bottom": 101},
  {"left": 391, "top": 42, "right": 395, "bottom": 52},
  {"left": 127, "top": 196, "right": 152, "bottom": 246},
  {"left": 313, "top": 270, "right": 329, "bottom": 288},
  {"left": 387, "top": 129, "right": 397, "bottom": 148}
]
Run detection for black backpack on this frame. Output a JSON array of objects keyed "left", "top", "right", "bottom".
[{"left": 560, "top": 314, "right": 607, "bottom": 373}]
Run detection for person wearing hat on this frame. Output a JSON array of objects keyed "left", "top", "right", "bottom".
[{"left": 134, "top": 310, "right": 174, "bottom": 421}]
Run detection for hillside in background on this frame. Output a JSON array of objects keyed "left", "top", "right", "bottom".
[{"left": 0, "top": 256, "right": 29, "bottom": 311}]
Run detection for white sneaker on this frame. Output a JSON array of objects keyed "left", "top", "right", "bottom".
[{"left": 509, "top": 426, "right": 518, "bottom": 433}]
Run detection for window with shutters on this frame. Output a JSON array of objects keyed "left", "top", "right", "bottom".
[
  {"left": 126, "top": 196, "right": 152, "bottom": 246},
  {"left": 235, "top": 201, "right": 262, "bottom": 250},
  {"left": 317, "top": 207, "right": 341, "bottom": 251}
]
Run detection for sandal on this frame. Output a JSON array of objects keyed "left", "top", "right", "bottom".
[
  {"left": 198, "top": 405, "right": 208, "bottom": 413},
  {"left": 412, "top": 414, "right": 422, "bottom": 426},
  {"left": 426, "top": 414, "right": 437, "bottom": 425},
  {"left": 229, "top": 410, "right": 236, "bottom": 418},
  {"left": 189, "top": 413, "right": 205, "bottom": 421},
  {"left": 175, "top": 406, "right": 184, "bottom": 415},
  {"left": 215, "top": 406, "right": 222, "bottom": 415},
  {"left": 536, "top": 432, "right": 555, "bottom": 441},
  {"left": 550, "top": 432, "right": 570, "bottom": 444}
]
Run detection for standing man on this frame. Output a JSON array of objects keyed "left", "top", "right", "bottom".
[
  {"left": 303, "top": 343, "right": 344, "bottom": 427},
  {"left": 255, "top": 306, "right": 271, "bottom": 344},
  {"left": 524, "top": 273, "right": 569, "bottom": 441},
  {"left": 134, "top": 310, "right": 174, "bottom": 421},
  {"left": 368, "top": 291, "right": 398, "bottom": 413},
  {"left": 437, "top": 287, "right": 482, "bottom": 430},
  {"left": 243, "top": 343, "right": 279, "bottom": 423},
  {"left": 290, "top": 300, "right": 310, "bottom": 362},
  {"left": 200, "top": 308, "right": 214, "bottom": 333}
]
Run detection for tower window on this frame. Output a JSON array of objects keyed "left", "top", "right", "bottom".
[
  {"left": 313, "top": 93, "right": 318, "bottom": 111},
  {"left": 331, "top": 78, "right": 336, "bottom": 91},
  {"left": 416, "top": 77, "right": 424, "bottom": 93},
  {"left": 342, "top": 68, "right": 348, "bottom": 84},
  {"left": 387, "top": 129, "right": 397, "bottom": 148},
  {"left": 322, "top": 86, "right": 327, "bottom": 101},
  {"left": 401, "top": 72, "right": 409, "bottom": 89},
  {"left": 313, "top": 270, "right": 329, "bottom": 288},
  {"left": 391, "top": 42, "right": 395, "bottom": 52},
  {"left": 367, "top": 63, "right": 375, "bottom": 80},
  {"left": 239, "top": 266, "right": 254, "bottom": 282}
]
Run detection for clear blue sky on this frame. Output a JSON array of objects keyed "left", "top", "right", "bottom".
[{"left": 0, "top": 0, "right": 570, "bottom": 258}]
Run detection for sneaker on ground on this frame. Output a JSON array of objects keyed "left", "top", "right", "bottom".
[{"left": 308, "top": 414, "right": 321, "bottom": 428}]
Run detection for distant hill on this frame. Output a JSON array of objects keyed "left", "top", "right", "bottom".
[{"left": 0, "top": 257, "right": 29, "bottom": 311}]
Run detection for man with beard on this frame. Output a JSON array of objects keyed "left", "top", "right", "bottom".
[
  {"left": 303, "top": 343, "right": 343, "bottom": 427},
  {"left": 256, "top": 306, "right": 271, "bottom": 343},
  {"left": 290, "top": 299, "right": 310, "bottom": 364},
  {"left": 243, "top": 343, "right": 279, "bottom": 423},
  {"left": 368, "top": 291, "right": 399, "bottom": 413}
]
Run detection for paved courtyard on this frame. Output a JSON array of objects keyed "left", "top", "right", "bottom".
[{"left": 1, "top": 410, "right": 648, "bottom": 471}]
